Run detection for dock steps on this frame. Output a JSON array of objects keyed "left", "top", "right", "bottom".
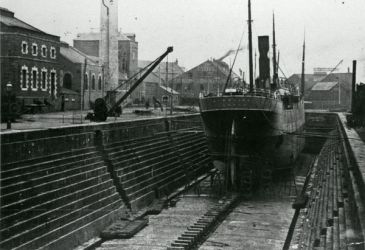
[{"left": 167, "top": 195, "right": 239, "bottom": 250}]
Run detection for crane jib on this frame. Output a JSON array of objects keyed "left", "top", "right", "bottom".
[{"left": 87, "top": 46, "right": 173, "bottom": 122}]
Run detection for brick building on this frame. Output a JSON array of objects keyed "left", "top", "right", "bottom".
[
  {"left": 287, "top": 71, "right": 352, "bottom": 111},
  {"left": 0, "top": 7, "right": 62, "bottom": 112},
  {"left": 59, "top": 43, "right": 104, "bottom": 110},
  {"left": 305, "top": 73, "right": 352, "bottom": 111},
  {"left": 287, "top": 72, "right": 327, "bottom": 99},
  {"left": 73, "top": 32, "right": 138, "bottom": 86},
  {"left": 132, "top": 60, "right": 184, "bottom": 105},
  {"left": 173, "top": 59, "right": 241, "bottom": 104}
]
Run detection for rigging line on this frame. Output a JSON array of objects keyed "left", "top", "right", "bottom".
[
  {"left": 278, "top": 64, "right": 288, "bottom": 80},
  {"left": 223, "top": 28, "right": 245, "bottom": 92}
]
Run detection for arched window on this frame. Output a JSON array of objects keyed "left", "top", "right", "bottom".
[
  {"left": 63, "top": 73, "right": 72, "bottom": 89},
  {"left": 98, "top": 75, "right": 102, "bottom": 90},
  {"left": 20, "top": 65, "right": 28, "bottom": 90},
  {"left": 91, "top": 74, "right": 96, "bottom": 90},
  {"left": 31, "top": 67, "right": 38, "bottom": 90},
  {"left": 122, "top": 52, "right": 127, "bottom": 72},
  {"left": 84, "top": 73, "right": 88, "bottom": 90},
  {"left": 41, "top": 68, "right": 48, "bottom": 91}
]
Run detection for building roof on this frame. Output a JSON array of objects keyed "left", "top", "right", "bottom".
[
  {"left": 287, "top": 73, "right": 326, "bottom": 91},
  {"left": 138, "top": 60, "right": 185, "bottom": 76},
  {"left": 159, "top": 85, "right": 179, "bottom": 95},
  {"left": 179, "top": 59, "right": 240, "bottom": 80},
  {"left": 211, "top": 59, "right": 240, "bottom": 79},
  {"left": 138, "top": 70, "right": 162, "bottom": 84},
  {"left": 60, "top": 46, "right": 99, "bottom": 65},
  {"left": 311, "top": 81, "right": 338, "bottom": 91},
  {"left": 0, "top": 7, "right": 57, "bottom": 37},
  {"left": 320, "top": 73, "right": 352, "bottom": 91},
  {"left": 75, "top": 32, "right": 130, "bottom": 41}
]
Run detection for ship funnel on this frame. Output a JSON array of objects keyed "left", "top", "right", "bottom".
[{"left": 258, "top": 36, "right": 271, "bottom": 89}]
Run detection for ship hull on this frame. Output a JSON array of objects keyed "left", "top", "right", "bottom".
[{"left": 199, "top": 95, "right": 305, "bottom": 169}]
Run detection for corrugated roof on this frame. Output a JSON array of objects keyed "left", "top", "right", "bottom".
[
  {"left": 311, "top": 81, "right": 338, "bottom": 91},
  {"left": 60, "top": 46, "right": 98, "bottom": 65},
  {"left": 75, "top": 32, "right": 130, "bottom": 41}
]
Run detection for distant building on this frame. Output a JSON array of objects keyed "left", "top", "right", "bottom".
[
  {"left": 138, "top": 59, "right": 185, "bottom": 83},
  {"left": 287, "top": 72, "right": 327, "bottom": 99},
  {"left": 73, "top": 32, "right": 138, "bottom": 88},
  {"left": 173, "top": 59, "right": 241, "bottom": 105},
  {"left": 132, "top": 60, "right": 185, "bottom": 105},
  {"left": 288, "top": 71, "right": 352, "bottom": 111},
  {"left": 305, "top": 73, "right": 352, "bottom": 111},
  {"left": 0, "top": 7, "right": 62, "bottom": 111},
  {"left": 59, "top": 43, "right": 104, "bottom": 110},
  {"left": 157, "top": 85, "right": 179, "bottom": 106}
]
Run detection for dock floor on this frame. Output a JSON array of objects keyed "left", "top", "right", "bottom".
[{"left": 199, "top": 198, "right": 294, "bottom": 250}]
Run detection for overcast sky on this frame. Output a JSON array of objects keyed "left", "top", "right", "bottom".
[{"left": 1, "top": 0, "right": 365, "bottom": 82}]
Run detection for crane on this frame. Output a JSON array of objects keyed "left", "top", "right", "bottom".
[{"left": 87, "top": 46, "right": 173, "bottom": 122}]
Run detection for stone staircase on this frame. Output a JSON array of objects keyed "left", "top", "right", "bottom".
[
  {"left": 0, "top": 146, "right": 124, "bottom": 250},
  {"left": 103, "top": 129, "right": 212, "bottom": 210},
  {"left": 291, "top": 130, "right": 364, "bottom": 249}
]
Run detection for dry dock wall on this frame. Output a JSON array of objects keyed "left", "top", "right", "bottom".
[{"left": 0, "top": 114, "right": 212, "bottom": 250}]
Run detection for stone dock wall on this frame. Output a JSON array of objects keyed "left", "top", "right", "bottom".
[{"left": 0, "top": 114, "right": 212, "bottom": 250}]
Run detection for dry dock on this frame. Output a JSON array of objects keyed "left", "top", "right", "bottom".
[{"left": 1, "top": 112, "right": 365, "bottom": 250}]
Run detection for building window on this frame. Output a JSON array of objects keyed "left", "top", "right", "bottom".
[
  {"left": 41, "top": 45, "right": 47, "bottom": 57},
  {"left": 41, "top": 68, "right": 47, "bottom": 90},
  {"left": 63, "top": 73, "right": 72, "bottom": 89},
  {"left": 122, "top": 52, "right": 127, "bottom": 72},
  {"left": 20, "top": 65, "right": 29, "bottom": 90},
  {"left": 50, "top": 46, "right": 56, "bottom": 59},
  {"left": 32, "top": 43, "right": 38, "bottom": 56},
  {"left": 31, "top": 67, "right": 38, "bottom": 90},
  {"left": 84, "top": 73, "right": 88, "bottom": 90},
  {"left": 21, "top": 41, "right": 28, "bottom": 54},
  {"left": 98, "top": 75, "right": 102, "bottom": 90},
  {"left": 50, "top": 69, "right": 57, "bottom": 98},
  {"left": 91, "top": 74, "right": 96, "bottom": 90}
]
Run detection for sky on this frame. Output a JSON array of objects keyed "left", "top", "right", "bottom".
[{"left": 1, "top": 0, "right": 365, "bottom": 82}]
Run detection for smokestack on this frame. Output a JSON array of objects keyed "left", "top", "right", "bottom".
[
  {"left": 351, "top": 60, "right": 356, "bottom": 113},
  {"left": 258, "top": 36, "right": 270, "bottom": 89}
]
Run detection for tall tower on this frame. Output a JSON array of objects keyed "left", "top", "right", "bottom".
[{"left": 100, "top": 0, "right": 119, "bottom": 90}]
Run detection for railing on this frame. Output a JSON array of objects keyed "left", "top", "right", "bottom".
[{"left": 201, "top": 88, "right": 301, "bottom": 101}]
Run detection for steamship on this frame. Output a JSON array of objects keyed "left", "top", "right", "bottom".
[{"left": 199, "top": 0, "right": 305, "bottom": 176}]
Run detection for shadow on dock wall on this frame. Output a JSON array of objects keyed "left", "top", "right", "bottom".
[
  {"left": 303, "top": 112, "right": 339, "bottom": 154},
  {"left": 0, "top": 114, "right": 212, "bottom": 250}
]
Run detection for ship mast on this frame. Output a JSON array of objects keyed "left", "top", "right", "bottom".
[
  {"left": 301, "top": 37, "right": 305, "bottom": 97},
  {"left": 272, "top": 13, "right": 278, "bottom": 88},
  {"left": 248, "top": 0, "right": 254, "bottom": 92}
]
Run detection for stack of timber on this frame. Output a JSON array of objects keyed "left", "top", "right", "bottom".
[{"left": 290, "top": 129, "right": 364, "bottom": 249}]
